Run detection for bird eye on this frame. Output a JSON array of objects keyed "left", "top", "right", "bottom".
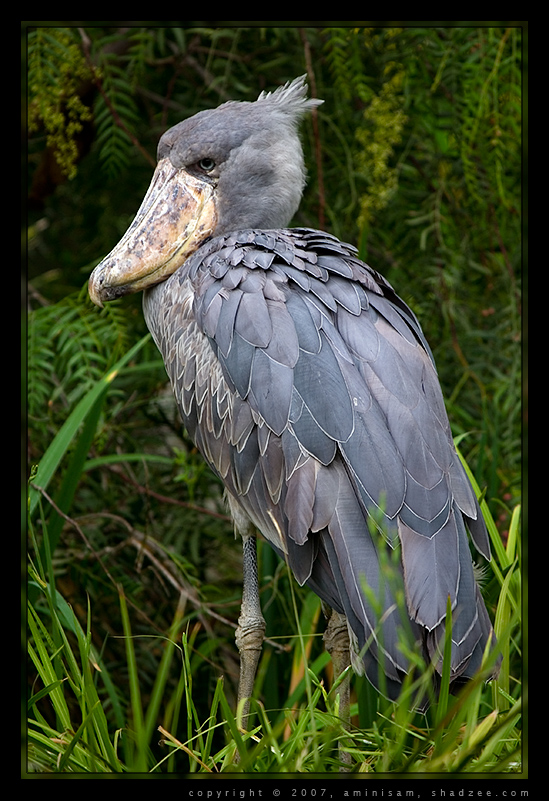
[{"left": 198, "top": 158, "right": 216, "bottom": 173}]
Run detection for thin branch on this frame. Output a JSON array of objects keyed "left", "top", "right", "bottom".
[
  {"left": 31, "top": 484, "right": 287, "bottom": 652},
  {"left": 104, "top": 462, "right": 232, "bottom": 523}
]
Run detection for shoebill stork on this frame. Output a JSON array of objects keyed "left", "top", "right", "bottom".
[{"left": 89, "top": 76, "right": 500, "bottom": 719}]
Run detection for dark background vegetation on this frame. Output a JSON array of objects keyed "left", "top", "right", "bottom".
[{"left": 26, "top": 23, "right": 523, "bottom": 772}]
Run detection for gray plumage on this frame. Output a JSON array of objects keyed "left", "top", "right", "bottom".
[{"left": 90, "top": 76, "right": 500, "bottom": 703}]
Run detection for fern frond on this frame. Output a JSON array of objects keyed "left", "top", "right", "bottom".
[
  {"left": 89, "top": 30, "right": 158, "bottom": 178},
  {"left": 92, "top": 58, "right": 141, "bottom": 178},
  {"left": 28, "top": 284, "right": 131, "bottom": 429},
  {"left": 323, "top": 28, "right": 373, "bottom": 104}
]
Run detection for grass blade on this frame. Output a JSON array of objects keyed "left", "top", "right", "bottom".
[{"left": 118, "top": 587, "right": 148, "bottom": 771}]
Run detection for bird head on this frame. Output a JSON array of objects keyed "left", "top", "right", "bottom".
[{"left": 88, "top": 76, "right": 322, "bottom": 306}]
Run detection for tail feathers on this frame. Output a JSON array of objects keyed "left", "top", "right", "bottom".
[
  {"left": 424, "top": 585, "right": 500, "bottom": 685},
  {"left": 324, "top": 513, "right": 416, "bottom": 683},
  {"left": 300, "top": 482, "right": 499, "bottom": 704},
  {"left": 402, "top": 510, "right": 501, "bottom": 686},
  {"left": 302, "top": 473, "right": 424, "bottom": 695},
  {"left": 399, "top": 515, "right": 461, "bottom": 632},
  {"left": 305, "top": 531, "right": 419, "bottom": 700}
]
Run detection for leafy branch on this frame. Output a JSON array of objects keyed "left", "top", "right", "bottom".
[{"left": 28, "top": 28, "right": 94, "bottom": 179}]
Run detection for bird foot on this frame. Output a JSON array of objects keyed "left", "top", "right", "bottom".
[
  {"left": 323, "top": 609, "right": 352, "bottom": 771},
  {"left": 235, "top": 614, "right": 266, "bottom": 728}
]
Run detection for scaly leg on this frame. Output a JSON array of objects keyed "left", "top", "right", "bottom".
[
  {"left": 323, "top": 608, "right": 352, "bottom": 770},
  {"left": 235, "top": 532, "right": 266, "bottom": 727}
]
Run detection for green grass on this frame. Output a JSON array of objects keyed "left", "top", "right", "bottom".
[
  {"left": 25, "top": 546, "right": 522, "bottom": 774},
  {"left": 26, "top": 501, "right": 522, "bottom": 773}
]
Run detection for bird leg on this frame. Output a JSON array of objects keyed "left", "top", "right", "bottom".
[
  {"left": 323, "top": 608, "right": 352, "bottom": 770},
  {"left": 235, "top": 532, "right": 266, "bottom": 728}
]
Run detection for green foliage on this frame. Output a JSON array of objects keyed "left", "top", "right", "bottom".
[
  {"left": 28, "top": 28, "right": 94, "bottom": 179},
  {"left": 356, "top": 67, "right": 408, "bottom": 223},
  {"left": 323, "top": 27, "right": 373, "bottom": 104},
  {"left": 324, "top": 26, "right": 521, "bottom": 513},
  {"left": 28, "top": 285, "right": 130, "bottom": 434},
  {"left": 325, "top": 28, "right": 410, "bottom": 225},
  {"left": 92, "top": 50, "right": 143, "bottom": 178}
]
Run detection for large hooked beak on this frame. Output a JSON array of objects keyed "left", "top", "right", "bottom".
[{"left": 88, "top": 158, "right": 217, "bottom": 307}]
